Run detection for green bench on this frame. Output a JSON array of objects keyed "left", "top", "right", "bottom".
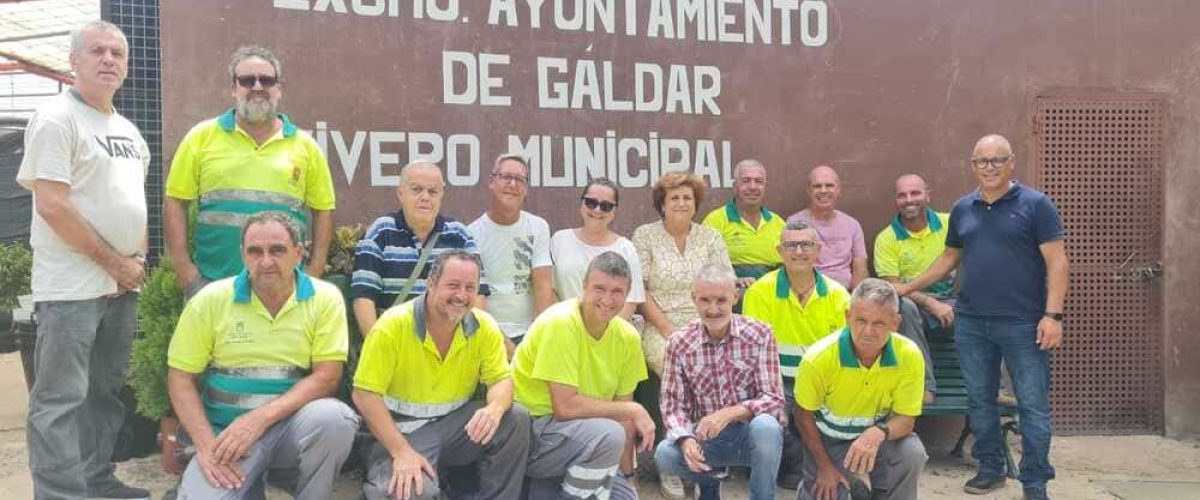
[{"left": 921, "top": 328, "right": 1020, "bottom": 478}]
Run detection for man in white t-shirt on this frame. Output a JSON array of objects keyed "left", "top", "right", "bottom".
[
  {"left": 468, "top": 153, "right": 555, "bottom": 349},
  {"left": 17, "top": 21, "right": 151, "bottom": 500}
]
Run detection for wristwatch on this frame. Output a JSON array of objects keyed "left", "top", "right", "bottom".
[
  {"left": 873, "top": 422, "right": 890, "bottom": 441},
  {"left": 1044, "top": 311, "right": 1064, "bottom": 322}
]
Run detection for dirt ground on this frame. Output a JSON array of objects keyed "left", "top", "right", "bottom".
[{"left": 1, "top": 353, "right": 1198, "bottom": 499}]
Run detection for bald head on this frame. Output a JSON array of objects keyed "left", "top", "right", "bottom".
[
  {"left": 399, "top": 160, "right": 443, "bottom": 184},
  {"left": 970, "top": 134, "right": 1017, "bottom": 193},
  {"left": 807, "top": 165, "right": 841, "bottom": 211},
  {"left": 894, "top": 174, "right": 931, "bottom": 222},
  {"left": 396, "top": 159, "right": 445, "bottom": 228},
  {"left": 808, "top": 165, "right": 840, "bottom": 184},
  {"left": 895, "top": 174, "right": 928, "bottom": 193},
  {"left": 973, "top": 134, "right": 1013, "bottom": 157}
]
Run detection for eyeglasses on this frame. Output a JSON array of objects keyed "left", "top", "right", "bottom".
[
  {"left": 491, "top": 172, "right": 528, "bottom": 186},
  {"left": 970, "top": 156, "right": 1012, "bottom": 170},
  {"left": 582, "top": 196, "right": 617, "bottom": 213},
  {"left": 234, "top": 74, "right": 279, "bottom": 89},
  {"left": 781, "top": 240, "right": 819, "bottom": 252}
]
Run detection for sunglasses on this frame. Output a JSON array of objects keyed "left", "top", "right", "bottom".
[
  {"left": 582, "top": 196, "right": 617, "bottom": 213},
  {"left": 234, "top": 74, "right": 279, "bottom": 89}
]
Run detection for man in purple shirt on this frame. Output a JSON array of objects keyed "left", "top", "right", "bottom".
[
  {"left": 655, "top": 263, "right": 785, "bottom": 500},
  {"left": 787, "top": 165, "right": 868, "bottom": 289}
]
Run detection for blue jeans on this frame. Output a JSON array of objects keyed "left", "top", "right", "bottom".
[
  {"left": 654, "top": 414, "right": 783, "bottom": 500},
  {"left": 955, "top": 313, "right": 1055, "bottom": 487}
]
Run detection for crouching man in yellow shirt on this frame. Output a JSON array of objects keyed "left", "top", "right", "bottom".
[
  {"left": 353, "top": 250, "right": 530, "bottom": 499},
  {"left": 794, "top": 279, "right": 927, "bottom": 500},
  {"left": 167, "top": 213, "right": 358, "bottom": 499},
  {"left": 513, "top": 251, "right": 655, "bottom": 500}
]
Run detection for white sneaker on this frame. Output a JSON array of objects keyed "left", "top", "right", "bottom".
[{"left": 659, "top": 472, "right": 687, "bottom": 499}]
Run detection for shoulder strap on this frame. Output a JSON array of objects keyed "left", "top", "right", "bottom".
[{"left": 390, "top": 231, "right": 441, "bottom": 308}]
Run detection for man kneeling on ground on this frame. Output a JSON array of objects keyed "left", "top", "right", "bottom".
[
  {"left": 353, "top": 250, "right": 530, "bottom": 499},
  {"left": 513, "top": 251, "right": 655, "bottom": 499},
  {"left": 654, "top": 263, "right": 786, "bottom": 500},
  {"left": 794, "top": 279, "right": 928, "bottom": 500},
  {"left": 167, "top": 213, "right": 358, "bottom": 499}
]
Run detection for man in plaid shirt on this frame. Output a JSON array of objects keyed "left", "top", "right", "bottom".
[{"left": 653, "top": 263, "right": 786, "bottom": 500}]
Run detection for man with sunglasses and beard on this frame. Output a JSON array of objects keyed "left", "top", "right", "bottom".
[{"left": 165, "top": 45, "right": 336, "bottom": 301}]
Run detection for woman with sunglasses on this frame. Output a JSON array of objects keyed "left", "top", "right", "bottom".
[
  {"left": 631, "top": 172, "right": 733, "bottom": 498},
  {"left": 549, "top": 178, "right": 645, "bottom": 318}
]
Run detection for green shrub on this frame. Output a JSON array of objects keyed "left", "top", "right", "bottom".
[
  {"left": 0, "top": 242, "right": 32, "bottom": 309},
  {"left": 128, "top": 259, "right": 184, "bottom": 419}
]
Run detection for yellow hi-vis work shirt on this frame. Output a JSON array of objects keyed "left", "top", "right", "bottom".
[
  {"left": 165, "top": 110, "right": 336, "bottom": 280},
  {"left": 794, "top": 328, "right": 925, "bottom": 440},
  {"left": 742, "top": 268, "right": 850, "bottom": 379},
  {"left": 701, "top": 200, "right": 785, "bottom": 279},
  {"left": 353, "top": 297, "right": 510, "bottom": 432},
  {"left": 512, "top": 298, "right": 648, "bottom": 417},
  {"left": 873, "top": 208, "right": 955, "bottom": 299},
  {"left": 167, "top": 270, "right": 348, "bottom": 428}
]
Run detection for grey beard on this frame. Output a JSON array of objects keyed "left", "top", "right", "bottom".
[{"left": 237, "top": 100, "right": 276, "bottom": 124}]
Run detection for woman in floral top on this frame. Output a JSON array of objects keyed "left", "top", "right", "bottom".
[{"left": 633, "top": 172, "right": 734, "bottom": 374}]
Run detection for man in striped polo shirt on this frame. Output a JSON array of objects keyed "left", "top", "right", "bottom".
[
  {"left": 743, "top": 220, "right": 851, "bottom": 489},
  {"left": 793, "top": 279, "right": 927, "bottom": 500},
  {"left": 351, "top": 160, "right": 487, "bottom": 335}
]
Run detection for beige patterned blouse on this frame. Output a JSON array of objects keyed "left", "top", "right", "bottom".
[{"left": 632, "top": 221, "right": 734, "bottom": 374}]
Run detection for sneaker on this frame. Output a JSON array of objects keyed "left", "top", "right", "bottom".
[
  {"left": 964, "top": 474, "right": 1006, "bottom": 495},
  {"left": 1024, "top": 486, "right": 1050, "bottom": 500},
  {"left": 659, "top": 471, "right": 687, "bottom": 499},
  {"left": 86, "top": 480, "right": 151, "bottom": 500}
]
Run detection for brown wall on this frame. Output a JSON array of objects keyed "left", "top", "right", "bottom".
[{"left": 160, "top": 0, "right": 1200, "bottom": 437}]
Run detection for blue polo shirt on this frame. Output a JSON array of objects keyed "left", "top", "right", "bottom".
[{"left": 945, "top": 182, "right": 1063, "bottom": 320}]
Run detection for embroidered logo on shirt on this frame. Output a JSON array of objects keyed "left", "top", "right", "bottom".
[{"left": 227, "top": 321, "right": 252, "bottom": 344}]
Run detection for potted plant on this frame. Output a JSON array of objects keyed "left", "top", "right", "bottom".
[
  {"left": 0, "top": 241, "right": 31, "bottom": 310},
  {"left": 126, "top": 258, "right": 186, "bottom": 472}
]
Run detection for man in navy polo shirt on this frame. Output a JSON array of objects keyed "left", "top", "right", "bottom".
[{"left": 898, "top": 134, "right": 1069, "bottom": 500}]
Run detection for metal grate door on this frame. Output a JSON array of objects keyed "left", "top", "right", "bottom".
[{"left": 1032, "top": 92, "right": 1166, "bottom": 434}]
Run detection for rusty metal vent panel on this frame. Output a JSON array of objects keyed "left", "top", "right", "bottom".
[{"left": 1033, "top": 92, "right": 1166, "bottom": 435}]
